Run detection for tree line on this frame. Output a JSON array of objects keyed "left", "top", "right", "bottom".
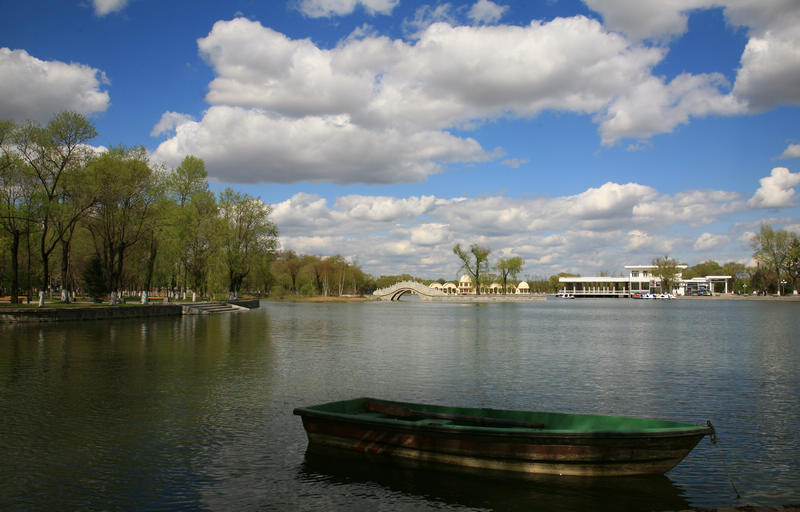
[
  {"left": 4, "top": 113, "right": 795, "bottom": 303},
  {"left": 0, "top": 112, "right": 279, "bottom": 305}
]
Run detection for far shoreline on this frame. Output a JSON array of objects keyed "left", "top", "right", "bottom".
[{"left": 676, "top": 294, "right": 800, "bottom": 302}]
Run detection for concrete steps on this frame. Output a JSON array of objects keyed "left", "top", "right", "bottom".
[{"left": 181, "top": 302, "right": 249, "bottom": 315}]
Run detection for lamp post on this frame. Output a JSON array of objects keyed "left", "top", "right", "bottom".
[
  {"left": 743, "top": 284, "right": 747, "bottom": 296},
  {"left": 781, "top": 280, "right": 787, "bottom": 296}
]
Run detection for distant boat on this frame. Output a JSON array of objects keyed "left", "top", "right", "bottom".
[
  {"left": 294, "top": 397, "right": 713, "bottom": 477},
  {"left": 556, "top": 292, "right": 575, "bottom": 299},
  {"left": 633, "top": 293, "right": 677, "bottom": 300}
]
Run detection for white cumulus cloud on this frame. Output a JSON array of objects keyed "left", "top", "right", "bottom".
[
  {"left": 778, "top": 144, "right": 800, "bottom": 159},
  {"left": 296, "top": 0, "right": 398, "bottom": 18},
  {"left": 152, "top": 105, "right": 487, "bottom": 184},
  {"left": 151, "top": 111, "right": 195, "bottom": 137},
  {"left": 334, "top": 195, "right": 438, "bottom": 221},
  {"left": 747, "top": 167, "right": 800, "bottom": 209},
  {"left": 268, "top": 176, "right": 767, "bottom": 277},
  {"left": 468, "top": 0, "right": 509, "bottom": 25},
  {"left": 92, "top": 0, "right": 129, "bottom": 16},
  {"left": 583, "top": 0, "right": 800, "bottom": 111},
  {"left": 0, "top": 48, "right": 110, "bottom": 123},
  {"left": 154, "top": 4, "right": 800, "bottom": 183},
  {"left": 693, "top": 232, "right": 729, "bottom": 251}
]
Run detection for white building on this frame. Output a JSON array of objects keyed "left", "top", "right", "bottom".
[
  {"left": 430, "top": 276, "right": 533, "bottom": 295},
  {"left": 557, "top": 264, "right": 736, "bottom": 298}
]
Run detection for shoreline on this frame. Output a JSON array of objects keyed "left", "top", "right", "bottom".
[{"left": 676, "top": 294, "right": 800, "bottom": 302}]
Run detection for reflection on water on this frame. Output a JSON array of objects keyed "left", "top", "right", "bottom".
[
  {"left": 300, "top": 447, "right": 691, "bottom": 512},
  {"left": 1, "top": 299, "right": 799, "bottom": 511}
]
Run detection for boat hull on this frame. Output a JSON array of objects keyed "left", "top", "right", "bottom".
[{"left": 294, "top": 398, "right": 711, "bottom": 477}]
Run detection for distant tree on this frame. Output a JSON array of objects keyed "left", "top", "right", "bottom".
[
  {"left": 550, "top": 272, "right": 579, "bottom": 294},
  {"left": 217, "top": 188, "right": 278, "bottom": 299},
  {"left": 785, "top": 233, "right": 800, "bottom": 294},
  {"left": 751, "top": 224, "right": 790, "bottom": 295},
  {"left": 274, "top": 250, "right": 304, "bottom": 293},
  {"left": 684, "top": 260, "right": 724, "bottom": 279},
  {"left": 329, "top": 255, "right": 350, "bottom": 296},
  {"left": 652, "top": 255, "right": 681, "bottom": 294},
  {"left": 721, "top": 261, "right": 747, "bottom": 294},
  {"left": 495, "top": 256, "right": 524, "bottom": 294},
  {"left": 453, "top": 243, "right": 491, "bottom": 295}
]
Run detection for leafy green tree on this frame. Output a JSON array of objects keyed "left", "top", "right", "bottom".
[
  {"left": 303, "top": 254, "right": 333, "bottom": 296},
  {"left": 721, "top": 261, "right": 747, "bottom": 294},
  {"left": 684, "top": 260, "right": 723, "bottom": 279},
  {"left": 165, "top": 157, "right": 215, "bottom": 297},
  {"left": 751, "top": 224, "right": 790, "bottom": 295},
  {"left": 81, "top": 255, "right": 107, "bottom": 301},
  {"left": 249, "top": 248, "right": 275, "bottom": 297},
  {"left": 495, "top": 256, "right": 524, "bottom": 294},
  {"left": 652, "top": 255, "right": 681, "bottom": 294},
  {"left": 217, "top": 188, "right": 278, "bottom": 299},
  {"left": 137, "top": 168, "right": 168, "bottom": 302},
  {"left": 0, "top": 120, "right": 36, "bottom": 303},
  {"left": 13, "top": 112, "right": 97, "bottom": 305},
  {"left": 84, "top": 146, "right": 158, "bottom": 304},
  {"left": 453, "top": 243, "right": 491, "bottom": 295},
  {"left": 169, "top": 155, "right": 208, "bottom": 207},
  {"left": 274, "top": 250, "right": 304, "bottom": 294},
  {"left": 785, "top": 234, "right": 800, "bottom": 294}
]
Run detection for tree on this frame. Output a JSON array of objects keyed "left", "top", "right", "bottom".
[
  {"left": 275, "top": 250, "right": 304, "bottom": 293},
  {"left": 85, "top": 146, "right": 158, "bottom": 304},
  {"left": 453, "top": 243, "right": 491, "bottom": 295},
  {"left": 751, "top": 224, "right": 789, "bottom": 295},
  {"left": 165, "top": 157, "right": 215, "bottom": 297},
  {"left": 684, "top": 260, "right": 723, "bottom": 279},
  {"left": 81, "top": 255, "right": 107, "bottom": 302},
  {"left": 0, "top": 121, "right": 36, "bottom": 303},
  {"left": 217, "top": 188, "right": 278, "bottom": 299},
  {"left": 329, "top": 255, "right": 350, "bottom": 296},
  {"left": 718, "top": 261, "right": 746, "bottom": 294},
  {"left": 138, "top": 168, "right": 168, "bottom": 302},
  {"left": 13, "top": 112, "right": 97, "bottom": 306},
  {"left": 169, "top": 155, "right": 208, "bottom": 207},
  {"left": 652, "top": 255, "right": 681, "bottom": 294},
  {"left": 495, "top": 256, "right": 524, "bottom": 294},
  {"left": 306, "top": 254, "right": 335, "bottom": 296},
  {"left": 785, "top": 233, "right": 800, "bottom": 294}
]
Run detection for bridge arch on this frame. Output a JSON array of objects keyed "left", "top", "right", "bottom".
[{"left": 372, "top": 281, "right": 448, "bottom": 301}]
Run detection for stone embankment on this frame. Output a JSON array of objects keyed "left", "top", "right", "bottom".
[{"left": 0, "top": 300, "right": 260, "bottom": 323}]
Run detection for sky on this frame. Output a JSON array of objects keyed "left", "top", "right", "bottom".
[{"left": 2, "top": 0, "right": 799, "bottom": 280}]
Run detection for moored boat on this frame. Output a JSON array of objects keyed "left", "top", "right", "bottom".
[{"left": 294, "top": 397, "right": 713, "bottom": 477}]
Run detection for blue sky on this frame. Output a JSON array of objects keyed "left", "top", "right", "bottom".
[{"left": 2, "top": 0, "right": 799, "bottom": 279}]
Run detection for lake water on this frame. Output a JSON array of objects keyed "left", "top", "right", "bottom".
[{"left": 1, "top": 298, "right": 798, "bottom": 511}]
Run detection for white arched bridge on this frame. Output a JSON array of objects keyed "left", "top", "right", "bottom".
[
  {"left": 372, "top": 281, "right": 546, "bottom": 302},
  {"left": 372, "top": 281, "right": 448, "bottom": 301}
]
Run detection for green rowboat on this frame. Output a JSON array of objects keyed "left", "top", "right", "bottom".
[{"left": 293, "top": 397, "right": 713, "bottom": 477}]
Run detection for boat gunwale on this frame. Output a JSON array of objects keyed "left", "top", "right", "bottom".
[{"left": 293, "top": 397, "right": 713, "bottom": 440}]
